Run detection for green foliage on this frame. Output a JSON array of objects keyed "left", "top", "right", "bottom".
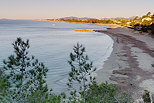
[
  {"left": 3, "top": 37, "right": 48, "bottom": 102},
  {"left": 133, "top": 16, "right": 139, "bottom": 20},
  {"left": 142, "top": 90, "right": 151, "bottom": 103},
  {"left": 0, "top": 69, "right": 12, "bottom": 103},
  {"left": 0, "top": 38, "right": 134, "bottom": 103},
  {"left": 57, "top": 12, "right": 154, "bottom": 35},
  {"left": 84, "top": 83, "right": 134, "bottom": 103},
  {"left": 25, "top": 91, "right": 62, "bottom": 103},
  {"left": 146, "top": 12, "right": 151, "bottom": 16},
  {"left": 129, "top": 21, "right": 136, "bottom": 26},
  {"left": 84, "top": 82, "right": 117, "bottom": 103},
  {"left": 142, "top": 12, "right": 151, "bottom": 18},
  {"left": 67, "top": 43, "right": 133, "bottom": 103},
  {"left": 117, "top": 92, "right": 134, "bottom": 103},
  {"left": 67, "top": 43, "right": 96, "bottom": 102},
  {"left": 141, "top": 20, "right": 152, "bottom": 26},
  {"left": 151, "top": 15, "right": 154, "bottom": 22},
  {"left": 130, "top": 12, "right": 154, "bottom": 33},
  {"left": 58, "top": 18, "right": 114, "bottom": 24},
  {"left": 0, "top": 69, "right": 8, "bottom": 93}
]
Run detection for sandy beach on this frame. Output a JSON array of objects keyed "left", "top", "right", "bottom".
[{"left": 95, "top": 26, "right": 154, "bottom": 100}]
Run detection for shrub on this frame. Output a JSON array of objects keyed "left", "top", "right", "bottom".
[
  {"left": 142, "top": 90, "right": 151, "bottom": 103},
  {"left": 151, "top": 23, "right": 154, "bottom": 35}
]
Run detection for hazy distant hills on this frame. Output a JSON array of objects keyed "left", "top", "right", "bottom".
[
  {"left": 0, "top": 18, "right": 11, "bottom": 20},
  {"left": 58, "top": 16, "right": 96, "bottom": 20},
  {"left": 55, "top": 16, "right": 135, "bottom": 20},
  {"left": 103, "top": 16, "right": 135, "bottom": 20}
]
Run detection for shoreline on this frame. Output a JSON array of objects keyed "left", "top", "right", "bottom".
[
  {"left": 47, "top": 20, "right": 154, "bottom": 100},
  {"left": 49, "top": 20, "right": 120, "bottom": 29},
  {"left": 94, "top": 27, "right": 154, "bottom": 100}
]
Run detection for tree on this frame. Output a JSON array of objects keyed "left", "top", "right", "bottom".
[
  {"left": 142, "top": 12, "right": 152, "bottom": 18},
  {"left": 3, "top": 38, "right": 48, "bottom": 102},
  {"left": 146, "top": 12, "right": 151, "bottom": 16},
  {"left": 67, "top": 43, "right": 96, "bottom": 102},
  {"left": 133, "top": 16, "right": 139, "bottom": 20}
]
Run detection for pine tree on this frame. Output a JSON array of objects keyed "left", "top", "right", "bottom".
[
  {"left": 67, "top": 43, "right": 96, "bottom": 102},
  {"left": 3, "top": 37, "right": 48, "bottom": 102}
]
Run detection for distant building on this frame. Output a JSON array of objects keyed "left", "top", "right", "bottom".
[
  {"left": 142, "top": 17, "right": 152, "bottom": 22},
  {"left": 112, "top": 20, "right": 121, "bottom": 24}
]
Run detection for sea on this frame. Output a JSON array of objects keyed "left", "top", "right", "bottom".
[{"left": 0, "top": 20, "right": 113, "bottom": 93}]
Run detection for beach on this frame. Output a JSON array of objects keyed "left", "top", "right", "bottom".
[{"left": 95, "top": 26, "right": 154, "bottom": 100}]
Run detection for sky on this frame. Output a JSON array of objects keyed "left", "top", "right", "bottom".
[{"left": 0, "top": 0, "right": 154, "bottom": 19}]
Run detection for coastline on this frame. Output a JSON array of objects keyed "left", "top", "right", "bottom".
[
  {"left": 95, "top": 27, "right": 154, "bottom": 100},
  {"left": 49, "top": 20, "right": 120, "bottom": 29},
  {"left": 46, "top": 20, "right": 154, "bottom": 100}
]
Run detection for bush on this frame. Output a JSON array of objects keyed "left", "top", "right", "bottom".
[
  {"left": 142, "top": 90, "right": 151, "bottom": 103},
  {"left": 84, "top": 82, "right": 117, "bottom": 103},
  {"left": 151, "top": 23, "right": 154, "bottom": 35},
  {"left": 84, "top": 83, "right": 134, "bottom": 103}
]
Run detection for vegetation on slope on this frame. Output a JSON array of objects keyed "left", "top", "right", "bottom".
[{"left": 0, "top": 38, "right": 135, "bottom": 103}]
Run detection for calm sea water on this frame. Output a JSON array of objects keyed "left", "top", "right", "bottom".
[{"left": 0, "top": 20, "right": 113, "bottom": 93}]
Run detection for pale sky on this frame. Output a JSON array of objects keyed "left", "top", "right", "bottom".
[{"left": 0, "top": 0, "right": 154, "bottom": 19}]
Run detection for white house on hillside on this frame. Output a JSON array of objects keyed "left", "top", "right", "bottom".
[{"left": 142, "top": 17, "right": 152, "bottom": 22}]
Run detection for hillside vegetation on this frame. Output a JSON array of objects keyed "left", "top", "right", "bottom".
[
  {"left": 0, "top": 38, "right": 134, "bottom": 103},
  {"left": 49, "top": 12, "right": 154, "bottom": 35}
]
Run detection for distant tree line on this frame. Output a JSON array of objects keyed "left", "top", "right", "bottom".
[{"left": 57, "top": 18, "right": 115, "bottom": 24}]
